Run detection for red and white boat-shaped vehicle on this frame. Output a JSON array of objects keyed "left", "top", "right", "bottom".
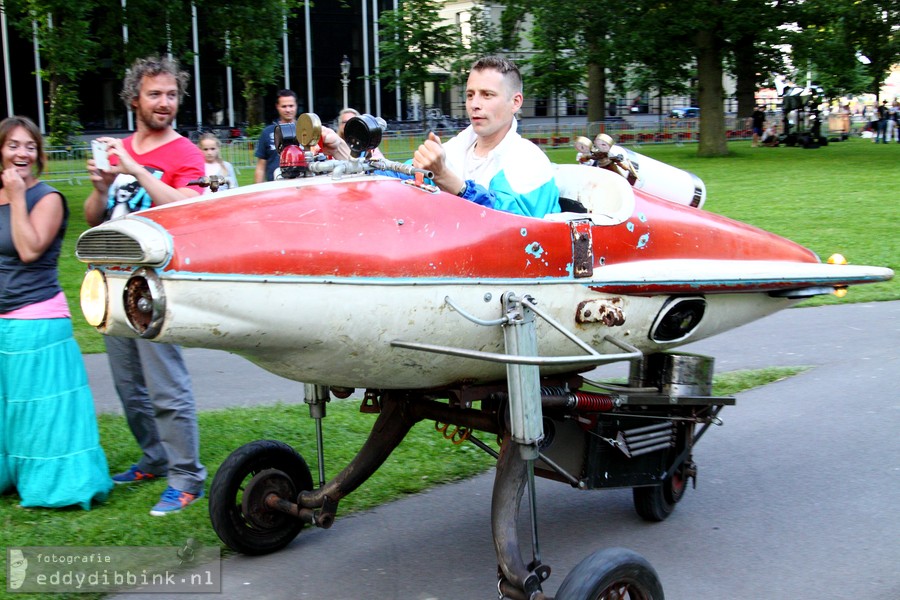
[{"left": 76, "top": 116, "right": 892, "bottom": 600}]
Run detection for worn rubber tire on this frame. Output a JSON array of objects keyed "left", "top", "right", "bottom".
[
  {"left": 554, "top": 547, "right": 664, "bottom": 600},
  {"left": 633, "top": 465, "right": 686, "bottom": 522},
  {"left": 209, "top": 439, "right": 313, "bottom": 555}
]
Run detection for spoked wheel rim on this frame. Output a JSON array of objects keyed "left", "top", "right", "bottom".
[
  {"left": 209, "top": 440, "right": 313, "bottom": 555},
  {"left": 241, "top": 468, "right": 298, "bottom": 530},
  {"left": 591, "top": 579, "right": 656, "bottom": 600}
]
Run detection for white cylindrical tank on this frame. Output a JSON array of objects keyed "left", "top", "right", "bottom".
[{"left": 614, "top": 145, "right": 707, "bottom": 209}]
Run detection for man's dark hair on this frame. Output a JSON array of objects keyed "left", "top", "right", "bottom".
[
  {"left": 276, "top": 89, "right": 298, "bottom": 102},
  {"left": 120, "top": 56, "right": 190, "bottom": 109},
  {"left": 471, "top": 56, "right": 523, "bottom": 95}
]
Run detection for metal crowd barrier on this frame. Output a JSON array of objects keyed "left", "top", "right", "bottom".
[
  {"left": 45, "top": 118, "right": 771, "bottom": 184},
  {"left": 44, "top": 139, "right": 260, "bottom": 185},
  {"left": 378, "top": 117, "right": 757, "bottom": 157}
]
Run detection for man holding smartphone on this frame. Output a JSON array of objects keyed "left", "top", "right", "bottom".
[{"left": 84, "top": 55, "right": 207, "bottom": 516}]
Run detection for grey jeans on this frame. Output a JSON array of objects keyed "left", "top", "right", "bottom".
[{"left": 104, "top": 336, "right": 206, "bottom": 495}]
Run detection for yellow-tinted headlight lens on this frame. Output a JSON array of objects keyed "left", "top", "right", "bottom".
[{"left": 80, "top": 269, "right": 108, "bottom": 327}]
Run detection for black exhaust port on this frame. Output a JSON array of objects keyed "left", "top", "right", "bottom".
[
  {"left": 124, "top": 268, "right": 166, "bottom": 338},
  {"left": 650, "top": 297, "right": 706, "bottom": 343}
]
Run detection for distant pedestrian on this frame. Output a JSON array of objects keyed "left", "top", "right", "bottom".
[
  {"left": 760, "top": 123, "right": 779, "bottom": 147},
  {"left": 254, "top": 90, "right": 298, "bottom": 182},
  {"left": 337, "top": 108, "right": 384, "bottom": 159},
  {"left": 874, "top": 100, "right": 889, "bottom": 143},
  {"left": 750, "top": 105, "right": 766, "bottom": 147},
  {"left": 888, "top": 101, "right": 899, "bottom": 143}
]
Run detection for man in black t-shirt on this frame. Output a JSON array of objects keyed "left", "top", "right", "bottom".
[
  {"left": 750, "top": 105, "right": 766, "bottom": 147},
  {"left": 874, "top": 101, "right": 889, "bottom": 143}
]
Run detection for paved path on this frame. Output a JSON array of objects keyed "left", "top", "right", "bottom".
[
  {"left": 85, "top": 349, "right": 309, "bottom": 415},
  {"left": 102, "top": 301, "right": 900, "bottom": 600}
]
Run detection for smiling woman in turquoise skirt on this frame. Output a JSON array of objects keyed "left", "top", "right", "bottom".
[{"left": 0, "top": 116, "right": 113, "bottom": 509}]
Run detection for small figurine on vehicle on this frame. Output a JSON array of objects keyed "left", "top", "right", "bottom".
[{"left": 574, "top": 133, "right": 638, "bottom": 185}]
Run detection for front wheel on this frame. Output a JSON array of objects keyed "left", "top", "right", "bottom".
[
  {"left": 554, "top": 547, "right": 664, "bottom": 600},
  {"left": 209, "top": 440, "right": 313, "bottom": 555}
]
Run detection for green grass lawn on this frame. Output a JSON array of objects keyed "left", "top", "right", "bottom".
[{"left": 1, "top": 137, "right": 894, "bottom": 597}]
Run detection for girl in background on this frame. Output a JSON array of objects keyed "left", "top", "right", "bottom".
[{"left": 197, "top": 133, "right": 238, "bottom": 191}]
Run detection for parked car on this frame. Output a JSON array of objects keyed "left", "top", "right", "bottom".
[{"left": 670, "top": 107, "right": 700, "bottom": 119}]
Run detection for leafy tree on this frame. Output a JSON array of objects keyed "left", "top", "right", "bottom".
[
  {"left": 836, "top": 0, "right": 900, "bottom": 102},
  {"left": 454, "top": 2, "right": 506, "bottom": 72},
  {"left": 200, "top": 0, "right": 300, "bottom": 126},
  {"left": 378, "top": 0, "right": 463, "bottom": 124},
  {"left": 524, "top": 2, "right": 584, "bottom": 130},
  {"left": 6, "top": 0, "right": 99, "bottom": 145},
  {"left": 498, "top": 0, "right": 527, "bottom": 51},
  {"left": 619, "top": 1, "right": 694, "bottom": 120},
  {"left": 120, "top": 0, "right": 194, "bottom": 65},
  {"left": 448, "top": 2, "right": 504, "bottom": 93},
  {"left": 574, "top": 2, "right": 629, "bottom": 123},
  {"left": 501, "top": 0, "right": 627, "bottom": 123},
  {"left": 725, "top": 0, "right": 794, "bottom": 119},
  {"left": 466, "top": 2, "right": 508, "bottom": 58},
  {"left": 794, "top": 0, "right": 900, "bottom": 101},
  {"left": 621, "top": 0, "right": 742, "bottom": 156}
]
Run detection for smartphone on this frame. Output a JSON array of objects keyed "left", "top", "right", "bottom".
[{"left": 91, "top": 139, "right": 110, "bottom": 170}]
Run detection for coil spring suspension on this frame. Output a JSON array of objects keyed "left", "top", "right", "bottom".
[
  {"left": 570, "top": 391, "right": 616, "bottom": 411},
  {"left": 435, "top": 421, "right": 470, "bottom": 445},
  {"left": 540, "top": 386, "right": 616, "bottom": 412}
]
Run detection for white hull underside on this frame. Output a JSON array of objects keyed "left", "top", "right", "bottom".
[{"left": 101, "top": 275, "right": 801, "bottom": 389}]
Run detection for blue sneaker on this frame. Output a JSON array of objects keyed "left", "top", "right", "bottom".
[
  {"left": 150, "top": 486, "right": 204, "bottom": 516},
  {"left": 112, "top": 464, "right": 160, "bottom": 485}
]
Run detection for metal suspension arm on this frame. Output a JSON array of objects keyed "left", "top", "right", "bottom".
[{"left": 294, "top": 393, "right": 420, "bottom": 527}]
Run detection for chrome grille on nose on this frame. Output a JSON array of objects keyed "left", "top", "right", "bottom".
[
  {"left": 75, "top": 220, "right": 171, "bottom": 266},
  {"left": 76, "top": 229, "right": 145, "bottom": 262}
]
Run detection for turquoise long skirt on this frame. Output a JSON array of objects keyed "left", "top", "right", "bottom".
[{"left": 0, "top": 318, "right": 113, "bottom": 509}]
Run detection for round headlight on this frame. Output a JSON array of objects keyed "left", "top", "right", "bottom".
[{"left": 80, "top": 269, "right": 108, "bottom": 327}]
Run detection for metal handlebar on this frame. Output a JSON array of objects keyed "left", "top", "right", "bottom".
[
  {"left": 299, "top": 156, "right": 434, "bottom": 181},
  {"left": 186, "top": 175, "right": 228, "bottom": 192},
  {"left": 369, "top": 158, "right": 434, "bottom": 180}
]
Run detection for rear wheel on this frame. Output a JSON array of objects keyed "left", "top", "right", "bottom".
[
  {"left": 209, "top": 440, "right": 313, "bottom": 555},
  {"left": 632, "top": 464, "right": 687, "bottom": 522},
  {"left": 554, "top": 547, "right": 664, "bottom": 600}
]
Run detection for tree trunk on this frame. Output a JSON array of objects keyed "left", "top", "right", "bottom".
[
  {"left": 732, "top": 37, "right": 758, "bottom": 119},
  {"left": 587, "top": 61, "right": 605, "bottom": 123},
  {"left": 554, "top": 86, "right": 560, "bottom": 133},
  {"left": 244, "top": 87, "right": 264, "bottom": 127},
  {"left": 695, "top": 29, "right": 727, "bottom": 157},
  {"left": 48, "top": 77, "right": 82, "bottom": 146}
]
